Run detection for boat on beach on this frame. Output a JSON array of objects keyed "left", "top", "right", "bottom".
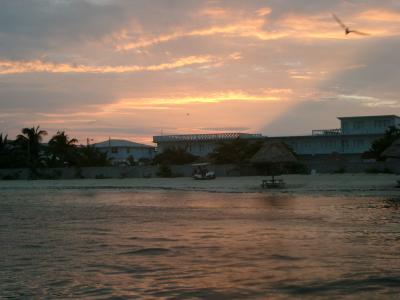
[{"left": 192, "top": 163, "right": 216, "bottom": 180}]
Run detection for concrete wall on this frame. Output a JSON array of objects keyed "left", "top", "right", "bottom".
[
  {"left": 301, "top": 159, "right": 400, "bottom": 174},
  {"left": 1, "top": 158, "right": 399, "bottom": 180},
  {"left": 0, "top": 164, "right": 246, "bottom": 180}
]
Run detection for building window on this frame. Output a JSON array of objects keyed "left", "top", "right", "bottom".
[
  {"left": 353, "top": 121, "right": 363, "bottom": 129},
  {"left": 352, "top": 139, "right": 364, "bottom": 148},
  {"left": 126, "top": 148, "right": 130, "bottom": 153},
  {"left": 374, "top": 119, "right": 390, "bottom": 128},
  {"left": 111, "top": 147, "right": 118, "bottom": 153}
]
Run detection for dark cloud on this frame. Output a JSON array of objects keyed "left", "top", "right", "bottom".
[
  {"left": 319, "top": 38, "right": 400, "bottom": 101},
  {"left": 263, "top": 98, "right": 396, "bottom": 136}
]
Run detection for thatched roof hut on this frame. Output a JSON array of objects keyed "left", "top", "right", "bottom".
[
  {"left": 381, "top": 138, "right": 400, "bottom": 158},
  {"left": 251, "top": 141, "right": 297, "bottom": 164}
]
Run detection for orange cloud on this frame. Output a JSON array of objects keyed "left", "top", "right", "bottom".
[
  {"left": 0, "top": 55, "right": 218, "bottom": 75},
  {"left": 115, "top": 7, "right": 400, "bottom": 51},
  {"left": 116, "top": 15, "right": 286, "bottom": 51},
  {"left": 357, "top": 9, "right": 400, "bottom": 22},
  {"left": 199, "top": 7, "right": 230, "bottom": 18}
]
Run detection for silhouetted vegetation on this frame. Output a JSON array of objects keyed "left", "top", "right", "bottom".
[
  {"left": 17, "top": 126, "right": 48, "bottom": 164},
  {"left": 74, "top": 145, "right": 110, "bottom": 167},
  {"left": 333, "top": 166, "right": 346, "bottom": 174},
  {"left": 157, "top": 164, "right": 173, "bottom": 177},
  {"left": 153, "top": 147, "right": 198, "bottom": 165},
  {"left": 365, "top": 166, "right": 393, "bottom": 174},
  {"left": 126, "top": 155, "right": 136, "bottom": 166},
  {"left": 47, "top": 131, "right": 78, "bottom": 167},
  {"left": 209, "top": 139, "right": 263, "bottom": 164},
  {"left": 365, "top": 126, "right": 400, "bottom": 160},
  {"left": 0, "top": 126, "right": 111, "bottom": 169}
]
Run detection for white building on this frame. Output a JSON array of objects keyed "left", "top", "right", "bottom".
[
  {"left": 153, "top": 133, "right": 263, "bottom": 157},
  {"left": 339, "top": 115, "right": 400, "bottom": 135},
  {"left": 152, "top": 115, "right": 399, "bottom": 158},
  {"left": 270, "top": 115, "right": 400, "bottom": 155},
  {"left": 93, "top": 139, "right": 155, "bottom": 165}
]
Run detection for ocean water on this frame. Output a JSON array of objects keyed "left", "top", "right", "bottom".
[{"left": 1, "top": 189, "right": 400, "bottom": 299}]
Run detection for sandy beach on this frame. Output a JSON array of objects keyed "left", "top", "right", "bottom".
[{"left": 0, "top": 174, "right": 399, "bottom": 196}]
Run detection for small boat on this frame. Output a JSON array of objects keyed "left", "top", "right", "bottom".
[{"left": 192, "top": 163, "right": 216, "bottom": 180}]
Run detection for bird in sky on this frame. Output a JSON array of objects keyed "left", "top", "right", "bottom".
[{"left": 332, "top": 14, "right": 370, "bottom": 36}]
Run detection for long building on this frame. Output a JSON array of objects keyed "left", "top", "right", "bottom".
[
  {"left": 152, "top": 115, "right": 400, "bottom": 157},
  {"left": 270, "top": 115, "right": 400, "bottom": 155},
  {"left": 153, "top": 133, "right": 263, "bottom": 157}
]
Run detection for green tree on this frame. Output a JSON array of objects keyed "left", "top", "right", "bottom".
[
  {"left": 126, "top": 155, "right": 136, "bottom": 166},
  {"left": 367, "top": 126, "right": 400, "bottom": 160},
  {"left": 153, "top": 147, "right": 198, "bottom": 165},
  {"left": 209, "top": 139, "right": 263, "bottom": 164},
  {"left": 75, "top": 145, "right": 111, "bottom": 167},
  {"left": 47, "top": 131, "right": 79, "bottom": 167}
]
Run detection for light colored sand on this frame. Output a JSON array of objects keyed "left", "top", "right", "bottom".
[{"left": 0, "top": 174, "right": 399, "bottom": 196}]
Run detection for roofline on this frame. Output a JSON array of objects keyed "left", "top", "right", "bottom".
[
  {"left": 153, "top": 132, "right": 263, "bottom": 143},
  {"left": 93, "top": 139, "right": 155, "bottom": 148},
  {"left": 94, "top": 145, "right": 155, "bottom": 149},
  {"left": 338, "top": 115, "right": 400, "bottom": 120},
  {"left": 267, "top": 133, "right": 384, "bottom": 139}
]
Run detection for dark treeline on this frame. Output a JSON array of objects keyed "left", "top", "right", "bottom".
[
  {"left": 0, "top": 126, "right": 110, "bottom": 169},
  {"left": 0, "top": 126, "right": 264, "bottom": 170},
  {"left": 152, "top": 139, "right": 264, "bottom": 166},
  {"left": 2, "top": 125, "right": 396, "bottom": 170}
]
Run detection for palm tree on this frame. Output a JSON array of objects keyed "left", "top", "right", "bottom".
[
  {"left": 0, "top": 133, "right": 8, "bottom": 152},
  {"left": 17, "top": 126, "right": 48, "bottom": 163},
  {"left": 47, "top": 131, "right": 78, "bottom": 166}
]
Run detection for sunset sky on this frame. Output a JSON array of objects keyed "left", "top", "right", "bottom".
[{"left": 1, "top": 0, "right": 400, "bottom": 144}]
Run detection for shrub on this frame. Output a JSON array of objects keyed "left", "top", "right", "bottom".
[
  {"left": 2, "top": 172, "right": 20, "bottom": 180},
  {"left": 157, "top": 164, "right": 172, "bottom": 177},
  {"left": 209, "top": 139, "right": 263, "bottom": 164},
  {"left": 365, "top": 167, "right": 381, "bottom": 174},
  {"left": 333, "top": 166, "right": 346, "bottom": 174},
  {"left": 95, "top": 174, "right": 110, "bottom": 179},
  {"left": 153, "top": 147, "right": 198, "bottom": 165}
]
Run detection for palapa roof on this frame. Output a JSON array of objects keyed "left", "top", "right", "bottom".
[
  {"left": 381, "top": 138, "right": 400, "bottom": 158},
  {"left": 251, "top": 141, "right": 297, "bottom": 163}
]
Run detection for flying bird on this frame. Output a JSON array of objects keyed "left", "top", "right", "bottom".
[{"left": 332, "top": 14, "right": 370, "bottom": 36}]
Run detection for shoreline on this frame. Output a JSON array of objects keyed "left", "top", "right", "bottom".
[{"left": 1, "top": 174, "right": 399, "bottom": 197}]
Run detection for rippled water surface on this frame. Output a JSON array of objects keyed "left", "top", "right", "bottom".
[{"left": 1, "top": 189, "right": 400, "bottom": 299}]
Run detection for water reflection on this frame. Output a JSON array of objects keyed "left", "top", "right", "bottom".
[{"left": 1, "top": 190, "right": 400, "bottom": 299}]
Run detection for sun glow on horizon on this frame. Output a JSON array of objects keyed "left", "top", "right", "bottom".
[{"left": 101, "top": 90, "right": 292, "bottom": 113}]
